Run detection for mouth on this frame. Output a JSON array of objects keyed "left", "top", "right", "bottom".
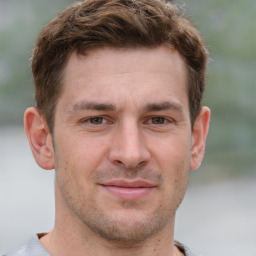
[{"left": 100, "top": 180, "right": 157, "bottom": 200}]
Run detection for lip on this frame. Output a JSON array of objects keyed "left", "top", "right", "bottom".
[{"left": 100, "top": 180, "right": 157, "bottom": 200}]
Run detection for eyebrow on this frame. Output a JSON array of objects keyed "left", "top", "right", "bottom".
[
  {"left": 71, "top": 101, "right": 116, "bottom": 112},
  {"left": 69, "top": 100, "right": 184, "bottom": 114},
  {"left": 144, "top": 101, "right": 184, "bottom": 113}
]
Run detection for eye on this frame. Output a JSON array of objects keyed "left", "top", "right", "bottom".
[
  {"left": 89, "top": 116, "right": 104, "bottom": 125},
  {"left": 81, "top": 116, "right": 111, "bottom": 126},
  {"left": 147, "top": 116, "right": 170, "bottom": 125},
  {"left": 143, "top": 116, "right": 175, "bottom": 130},
  {"left": 78, "top": 115, "right": 114, "bottom": 131},
  {"left": 151, "top": 117, "right": 166, "bottom": 124}
]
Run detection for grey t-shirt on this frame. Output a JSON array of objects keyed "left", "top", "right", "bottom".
[{"left": 3, "top": 235, "right": 197, "bottom": 256}]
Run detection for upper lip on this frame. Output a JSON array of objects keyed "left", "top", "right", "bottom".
[{"left": 101, "top": 180, "right": 156, "bottom": 188}]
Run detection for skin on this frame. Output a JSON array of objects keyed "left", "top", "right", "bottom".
[{"left": 24, "top": 46, "right": 210, "bottom": 256}]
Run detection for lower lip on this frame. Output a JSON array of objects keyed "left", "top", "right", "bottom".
[{"left": 102, "top": 186, "right": 155, "bottom": 200}]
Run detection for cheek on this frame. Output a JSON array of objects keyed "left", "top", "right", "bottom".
[
  {"left": 152, "top": 134, "right": 191, "bottom": 168},
  {"left": 54, "top": 133, "right": 110, "bottom": 179},
  {"left": 151, "top": 134, "right": 191, "bottom": 189}
]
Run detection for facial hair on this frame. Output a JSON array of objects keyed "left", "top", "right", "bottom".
[{"left": 55, "top": 164, "right": 188, "bottom": 244}]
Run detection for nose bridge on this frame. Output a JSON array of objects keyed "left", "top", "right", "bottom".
[
  {"left": 109, "top": 119, "right": 150, "bottom": 168},
  {"left": 122, "top": 121, "right": 142, "bottom": 154}
]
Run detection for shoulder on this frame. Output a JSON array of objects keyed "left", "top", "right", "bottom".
[
  {"left": 175, "top": 241, "right": 201, "bottom": 256},
  {"left": 3, "top": 235, "right": 49, "bottom": 256}
]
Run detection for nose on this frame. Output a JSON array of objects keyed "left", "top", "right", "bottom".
[{"left": 108, "top": 123, "right": 151, "bottom": 169}]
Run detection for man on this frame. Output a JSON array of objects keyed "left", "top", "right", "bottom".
[{"left": 5, "top": 0, "right": 210, "bottom": 255}]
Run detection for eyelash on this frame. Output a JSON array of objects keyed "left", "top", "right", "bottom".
[
  {"left": 144, "top": 116, "right": 172, "bottom": 125},
  {"left": 81, "top": 116, "right": 111, "bottom": 125},
  {"left": 80, "top": 116, "right": 173, "bottom": 126}
]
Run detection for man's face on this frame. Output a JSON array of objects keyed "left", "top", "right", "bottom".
[{"left": 53, "top": 46, "right": 193, "bottom": 242}]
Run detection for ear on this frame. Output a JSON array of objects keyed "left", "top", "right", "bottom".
[
  {"left": 190, "top": 106, "right": 210, "bottom": 170},
  {"left": 24, "top": 107, "right": 55, "bottom": 170}
]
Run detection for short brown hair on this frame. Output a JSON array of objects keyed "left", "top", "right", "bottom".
[{"left": 31, "top": 0, "right": 209, "bottom": 132}]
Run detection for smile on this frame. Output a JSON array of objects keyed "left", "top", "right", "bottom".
[{"left": 100, "top": 180, "right": 157, "bottom": 200}]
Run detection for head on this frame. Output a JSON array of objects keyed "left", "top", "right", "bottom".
[
  {"left": 25, "top": 0, "right": 210, "bottom": 248},
  {"left": 31, "top": 0, "right": 208, "bottom": 133}
]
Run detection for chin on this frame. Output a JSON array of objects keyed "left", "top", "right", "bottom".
[{"left": 81, "top": 207, "right": 172, "bottom": 244}]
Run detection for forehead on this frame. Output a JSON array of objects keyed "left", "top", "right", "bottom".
[
  {"left": 64, "top": 46, "right": 187, "bottom": 80},
  {"left": 59, "top": 46, "right": 188, "bottom": 113}
]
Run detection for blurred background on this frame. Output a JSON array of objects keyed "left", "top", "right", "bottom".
[{"left": 0, "top": 0, "right": 255, "bottom": 255}]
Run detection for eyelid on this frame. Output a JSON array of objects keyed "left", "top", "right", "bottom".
[
  {"left": 143, "top": 116, "right": 174, "bottom": 125},
  {"left": 80, "top": 115, "right": 113, "bottom": 125}
]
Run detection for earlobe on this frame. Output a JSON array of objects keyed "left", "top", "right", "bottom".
[
  {"left": 190, "top": 106, "right": 210, "bottom": 170},
  {"left": 24, "top": 107, "right": 55, "bottom": 170}
]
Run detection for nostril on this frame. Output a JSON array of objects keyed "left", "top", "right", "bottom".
[{"left": 114, "top": 160, "right": 124, "bottom": 166}]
